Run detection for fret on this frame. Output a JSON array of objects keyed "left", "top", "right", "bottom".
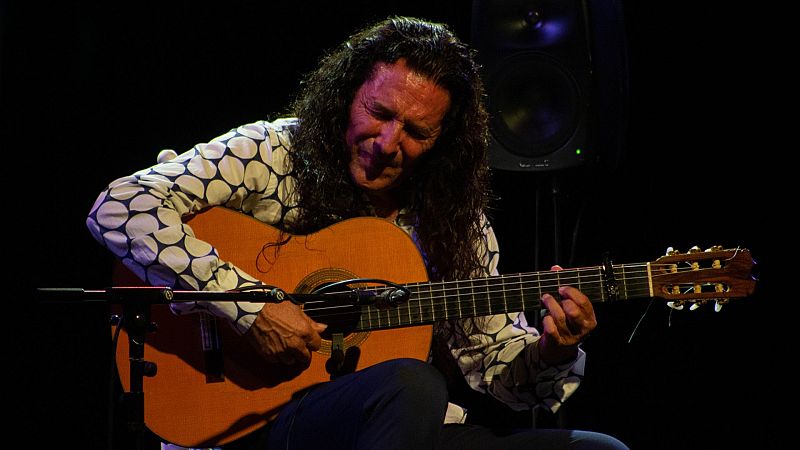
[
  {"left": 420, "top": 283, "right": 431, "bottom": 323},
  {"left": 620, "top": 265, "right": 628, "bottom": 300},
  {"left": 598, "top": 268, "right": 607, "bottom": 302},
  {"left": 504, "top": 274, "right": 524, "bottom": 313},
  {"left": 429, "top": 281, "right": 441, "bottom": 322},
  {"left": 366, "top": 301, "right": 374, "bottom": 329},
  {"left": 405, "top": 283, "right": 413, "bottom": 324},
  {"left": 538, "top": 270, "right": 559, "bottom": 299},
  {"left": 536, "top": 270, "right": 544, "bottom": 299},
  {"left": 554, "top": 271, "right": 561, "bottom": 298},
  {"left": 406, "top": 283, "right": 422, "bottom": 324},
  {"left": 454, "top": 280, "right": 472, "bottom": 318},
  {"left": 501, "top": 275, "right": 508, "bottom": 314},
  {"left": 612, "top": 264, "right": 639, "bottom": 300},
  {"left": 484, "top": 276, "right": 493, "bottom": 315},
  {"left": 625, "top": 265, "right": 650, "bottom": 299},
  {"left": 639, "top": 265, "right": 651, "bottom": 297},
  {"left": 456, "top": 279, "right": 464, "bottom": 319},
  {"left": 368, "top": 304, "right": 379, "bottom": 328},
  {"left": 454, "top": 280, "right": 466, "bottom": 318},
  {"left": 356, "top": 305, "right": 369, "bottom": 330},
  {"left": 520, "top": 273, "right": 542, "bottom": 311},
  {"left": 426, "top": 281, "right": 435, "bottom": 322},
  {"left": 378, "top": 302, "right": 396, "bottom": 327},
  {"left": 467, "top": 278, "right": 484, "bottom": 316},
  {"left": 392, "top": 298, "right": 403, "bottom": 326},
  {"left": 470, "top": 277, "right": 478, "bottom": 317},
  {"left": 584, "top": 267, "right": 604, "bottom": 303},
  {"left": 444, "top": 281, "right": 457, "bottom": 320}
]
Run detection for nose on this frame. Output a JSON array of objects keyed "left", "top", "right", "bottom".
[{"left": 374, "top": 120, "right": 402, "bottom": 156}]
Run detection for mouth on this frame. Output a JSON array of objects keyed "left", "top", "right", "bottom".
[
  {"left": 360, "top": 152, "right": 399, "bottom": 181},
  {"left": 364, "top": 160, "right": 392, "bottom": 180}
]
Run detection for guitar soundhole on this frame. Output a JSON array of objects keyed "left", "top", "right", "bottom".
[{"left": 295, "top": 268, "right": 370, "bottom": 356}]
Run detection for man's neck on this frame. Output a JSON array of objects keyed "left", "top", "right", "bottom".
[{"left": 367, "top": 192, "right": 401, "bottom": 221}]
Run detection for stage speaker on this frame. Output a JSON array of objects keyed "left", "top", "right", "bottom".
[{"left": 471, "top": 0, "right": 627, "bottom": 172}]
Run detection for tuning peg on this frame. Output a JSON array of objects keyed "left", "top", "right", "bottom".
[
  {"left": 714, "top": 299, "right": 728, "bottom": 312},
  {"left": 666, "top": 246, "right": 679, "bottom": 256},
  {"left": 667, "top": 301, "right": 684, "bottom": 310},
  {"left": 705, "top": 245, "right": 723, "bottom": 252},
  {"left": 688, "top": 246, "right": 701, "bottom": 253},
  {"left": 689, "top": 303, "right": 701, "bottom": 311}
]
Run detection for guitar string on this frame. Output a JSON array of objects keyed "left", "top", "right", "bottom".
[
  {"left": 300, "top": 263, "right": 718, "bottom": 305},
  {"left": 302, "top": 262, "right": 713, "bottom": 302},
  {"left": 297, "top": 263, "right": 728, "bottom": 322}
]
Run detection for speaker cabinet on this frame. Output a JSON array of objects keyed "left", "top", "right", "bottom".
[{"left": 472, "top": 0, "right": 627, "bottom": 172}]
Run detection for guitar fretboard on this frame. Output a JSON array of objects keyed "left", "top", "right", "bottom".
[{"left": 353, "top": 263, "right": 652, "bottom": 331}]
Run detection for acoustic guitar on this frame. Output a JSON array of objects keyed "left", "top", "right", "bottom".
[{"left": 112, "top": 207, "right": 756, "bottom": 447}]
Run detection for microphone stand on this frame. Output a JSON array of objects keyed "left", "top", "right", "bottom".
[{"left": 36, "top": 286, "right": 286, "bottom": 450}]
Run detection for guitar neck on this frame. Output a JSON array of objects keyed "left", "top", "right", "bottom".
[{"left": 347, "top": 263, "right": 651, "bottom": 332}]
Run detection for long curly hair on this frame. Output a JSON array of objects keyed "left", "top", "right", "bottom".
[{"left": 287, "top": 16, "right": 491, "bottom": 283}]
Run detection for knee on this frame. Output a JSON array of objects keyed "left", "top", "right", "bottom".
[{"left": 370, "top": 358, "right": 448, "bottom": 410}]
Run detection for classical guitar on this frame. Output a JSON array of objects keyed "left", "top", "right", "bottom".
[{"left": 112, "top": 207, "right": 756, "bottom": 447}]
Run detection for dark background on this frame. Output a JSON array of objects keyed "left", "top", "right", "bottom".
[{"left": 5, "top": 1, "right": 785, "bottom": 449}]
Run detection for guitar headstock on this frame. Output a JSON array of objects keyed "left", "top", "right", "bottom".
[{"left": 651, "top": 246, "right": 756, "bottom": 311}]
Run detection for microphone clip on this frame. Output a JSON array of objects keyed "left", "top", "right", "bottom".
[{"left": 311, "top": 278, "right": 411, "bottom": 309}]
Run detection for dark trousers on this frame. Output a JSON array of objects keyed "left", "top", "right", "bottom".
[
  {"left": 234, "top": 358, "right": 628, "bottom": 450},
  {"left": 266, "top": 358, "right": 447, "bottom": 449}
]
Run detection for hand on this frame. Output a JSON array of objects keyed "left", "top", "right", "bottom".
[
  {"left": 245, "top": 301, "right": 328, "bottom": 367},
  {"left": 538, "top": 266, "right": 597, "bottom": 365}
]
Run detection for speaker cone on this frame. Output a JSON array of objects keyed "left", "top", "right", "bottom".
[{"left": 487, "top": 52, "right": 583, "bottom": 159}]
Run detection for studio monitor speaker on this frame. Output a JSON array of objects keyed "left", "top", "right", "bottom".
[{"left": 472, "top": 0, "right": 628, "bottom": 172}]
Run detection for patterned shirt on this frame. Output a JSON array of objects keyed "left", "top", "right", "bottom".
[{"left": 87, "top": 118, "right": 586, "bottom": 415}]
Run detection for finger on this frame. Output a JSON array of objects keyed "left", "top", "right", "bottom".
[
  {"left": 541, "top": 313, "right": 559, "bottom": 338},
  {"left": 550, "top": 265, "right": 563, "bottom": 272},
  {"left": 556, "top": 287, "right": 597, "bottom": 336},
  {"left": 277, "top": 352, "right": 297, "bottom": 365},
  {"left": 306, "top": 332, "right": 322, "bottom": 352},
  {"left": 289, "top": 344, "right": 312, "bottom": 365},
  {"left": 558, "top": 296, "right": 586, "bottom": 322},
  {"left": 558, "top": 287, "right": 595, "bottom": 320},
  {"left": 543, "top": 292, "right": 591, "bottom": 340},
  {"left": 304, "top": 320, "right": 326, "bottom": 351},
  {"left": 541, "top": 293, "right": 568, "bottom": 330},
  {"left": 558, "top": 286, "right": 590, "bottom": 306}
]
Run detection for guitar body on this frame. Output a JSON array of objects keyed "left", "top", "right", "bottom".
[{"left": 113, "top": 208, "right": 432, "bottom": 447}]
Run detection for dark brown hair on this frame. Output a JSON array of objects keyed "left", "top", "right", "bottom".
[{"left": 288, "top": 16, "right": 491, "bottom": 283}]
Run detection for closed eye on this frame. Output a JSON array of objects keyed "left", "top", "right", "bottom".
[
  {"left": 367, "top": 102, "right": 437, "bottom": 141},
  {"left": 404, "top": 125, "right": 433, "bottom": 141}
]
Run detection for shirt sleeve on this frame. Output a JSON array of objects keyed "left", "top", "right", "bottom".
[
  {"left": 444, "top": 216, "right": 586, "bottom": 413},
  {"left": 86, "top": 120, "right": 299, "bottom": 334}
]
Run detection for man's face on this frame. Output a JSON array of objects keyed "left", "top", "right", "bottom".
[{"left": 345, "top": 59, "right": 451, "bottom": 198}]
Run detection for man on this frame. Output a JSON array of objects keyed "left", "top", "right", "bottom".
[{"left": 88, "top": 16, "right": 627, "bottom": 449}]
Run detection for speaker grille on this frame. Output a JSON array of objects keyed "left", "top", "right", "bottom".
[{"left": 487, "top": 52, "right": 583, "bottom": 158}]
